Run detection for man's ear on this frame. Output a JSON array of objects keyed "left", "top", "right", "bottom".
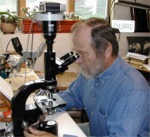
[{"left": 105, "top": 43, "right": 112, "bottom": 58}]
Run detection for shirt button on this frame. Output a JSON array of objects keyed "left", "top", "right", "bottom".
[
  {"left": 91, "top": 112, "right": 94, "bottom": 116},
  {"left": 101, "top": 80, "right": 104, "bottom": 84}
]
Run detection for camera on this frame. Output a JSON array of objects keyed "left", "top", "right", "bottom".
[{"left": 39, "top": 2, "right": 66, "bottom": 13}]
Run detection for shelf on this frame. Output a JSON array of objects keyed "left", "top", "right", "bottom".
[
  {"left": 115, "top": 0, "right": 150, "bottom": 10},
  {"left": 22, "top": 20, "right": 79, "bottom": 34}
]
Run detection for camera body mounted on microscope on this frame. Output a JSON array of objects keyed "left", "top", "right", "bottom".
[{"left": 6, "top": 2, "right": 79, "bottom": 137}]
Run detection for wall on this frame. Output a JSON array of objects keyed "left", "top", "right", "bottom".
[
  {"left": 113, "top": 5, "right": 132, "bottom": 20},
  {"left": 112, "top": 2, "right": 150, "bottom": 57},
  {"left": 112, "top": 1, "right": 150, "bottom": 27},
  {"left": 113, "top": 3, "right": 150, "bottom": 20},
  {"left": 0, "top": 31, "right": 149, "bottom": 73}
]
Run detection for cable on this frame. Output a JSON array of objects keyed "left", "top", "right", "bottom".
[
  {"left": 25, "top": 20, "right": 39, "bottom": 82},
  {"left": 25, "top": 20, "right": 34, "bottom": 82},
  {"left": 5, "top": 39, "right": 12, "bottom": 54},
  {"left": 0, "top": 61, "right": 9, "bottom": 67},
  {"left": 30, "top": 22, "right": 35, "bottom": 63},
  {"left": 117, "top": 32, "right": 121, "bottom": 43}
]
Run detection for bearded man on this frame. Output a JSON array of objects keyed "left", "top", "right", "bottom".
[{"left": 24, "top": 17, "right": 150, "bottom": 137}]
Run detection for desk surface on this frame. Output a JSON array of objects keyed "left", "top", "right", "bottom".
[
  {"left": 0, "top": 110, "right": 87, "bottom": 137},
  {"left": 56, "top": 72, "right": 78, "bottom": 90},
  {"left": 35, "top": 71, "right": 78, "bottom": 90},
  {"left": 46, "top": 112, "right": 87, "bottom": 137},
  {"left": 124, "top": 58, "right": 150, "bottom": 73},
  {"left": 1, "top": 70, "right": 84, "bottom": 136}
]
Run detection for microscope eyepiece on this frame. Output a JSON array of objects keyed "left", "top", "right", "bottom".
[
  {"left": 62, "top": 53, "right": 79, "bottom": 67},
  {"left": 60, "top": 51, "right": 74, "bottom": 60}
]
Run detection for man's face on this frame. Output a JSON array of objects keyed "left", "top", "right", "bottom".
[{"left": 72, "top": 25, "right": 106, "bottom": 79}]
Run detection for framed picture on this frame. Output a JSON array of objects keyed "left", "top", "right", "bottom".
[{"left": 127, "top": 36, "right": 150, "bottom": 56}]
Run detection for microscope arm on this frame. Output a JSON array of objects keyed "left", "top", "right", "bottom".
[
  {"left": 8, "top": 42, "right": 46, "bottom": 72},
  {"left": 11, "top": 79, "right": 57, "bottom": 136}
]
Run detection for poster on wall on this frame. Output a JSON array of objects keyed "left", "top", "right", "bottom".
[{"left": 127, "top": 36, "right": 150, "bottom": 56}]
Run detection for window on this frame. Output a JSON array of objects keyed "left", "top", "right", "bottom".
[
  {"left": 0, "top": 0, "right": 108, "bottom": 19},
  {"left": 75, "top": 0, "right": 108, "bottom": 19},
  {"left": 26, "top": 0, "right": 108, "bottom": 19},
  {"left": 0, "top": 0, "right": 17, "bottom": 15},
  {"left": 26, "top": 0, "right": 66, "bottom": 11}
]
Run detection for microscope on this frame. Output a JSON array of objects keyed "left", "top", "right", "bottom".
[{"left": 9, "top": 2, "right": 79, "bottom": 136}]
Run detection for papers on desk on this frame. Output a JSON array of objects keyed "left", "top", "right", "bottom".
[
  {"left": 126, "top": 52, "right": 149, "bottom": 65},
  {"left": 124, "top": 52, "right": 150, "bottom": 72},
  {"left": 0, "top": 76, "right": 13, "bottom": 101},
  {"left": 5, "top": 69, "right": 39, "bottom": 92},
  {"left": 0, "top": 68, "right": 39, "bottom": 101},
  {"left": 127, "top": 52, "right": 149, "bottom": 61}
]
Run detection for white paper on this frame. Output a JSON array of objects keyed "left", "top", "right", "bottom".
[
  {"left": 127, "top": 52, "right": 149, "bottom": 61},
  {"left": 0, "top": 76, "right": 13, "bottom": 101},
  {"left": 112, "top": 20, "right": 135, "bottom": 32}
]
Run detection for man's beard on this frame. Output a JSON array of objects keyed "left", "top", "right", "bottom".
[{"left": 80, "top": 56, "right": 106, "bottom": 79}]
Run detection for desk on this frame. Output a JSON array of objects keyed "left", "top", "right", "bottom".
[
  {"left": 124, "top": 58, "right": 150, "bottom": 83},
  {"left": 35, "top": 71, "right": 79, "bottom": 90},
  {"left": 46, "top": 112, "right": 87, "bottom": 137},
  {"left": 126, "top": 61, "right": 150, "bottom": 73},
  {"left": 57, "top": 72, "right": 78, "bottom": 90},
  {"left": 5, "top": 69, "right": 39, "bottom": 92},
  {"left": 1, "top": 70, "right": 84, "bottom": 137},
  {"left": 0, "top": 110, "right": 87, "bottom": 137}
]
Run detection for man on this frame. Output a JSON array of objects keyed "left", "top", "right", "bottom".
[{"left": 24, "top": 17, "right": 150, "bottom": 137}]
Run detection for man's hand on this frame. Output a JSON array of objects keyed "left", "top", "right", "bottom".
[{"left": 23, "top": 127, "right": 57, "bottom": 137}]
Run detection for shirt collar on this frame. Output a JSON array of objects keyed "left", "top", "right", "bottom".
[{"left": 95, "top": 56, "right": 121, "bottom": 82}]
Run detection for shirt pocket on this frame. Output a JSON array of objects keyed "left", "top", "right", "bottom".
[
  {"left": 97, "top": 109, "right": 110, "bottom": 133},
  {"left": 98, "top": 108, "right": 109, "bottom": 119}
]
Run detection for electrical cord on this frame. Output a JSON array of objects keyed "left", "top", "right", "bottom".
[
  {"left": 5, "top": 39, "right": 12, "bottom": 55},
  {"left": 117, "top": 32, "right": 121, "bottom": 43},
  {"left": 0, "top": 61, "right": 9, "bottom": 67},
  {"left": 25, "top": 20, "right": 40, "bottom": 82},
  {"left": 25, "top": 20, "right": 34, "bottom": 82},
  {"left": 30, "top": 22, "right": 35, "bottom": 64}
]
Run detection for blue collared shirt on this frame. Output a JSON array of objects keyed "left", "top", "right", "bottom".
[{"left": 58, "top": 56, "right": 150, "bottom": 137}]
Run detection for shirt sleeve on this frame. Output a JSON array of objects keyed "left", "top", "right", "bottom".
[{"left": 58, "top": 75, "right": 85, "bottom": 111}]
